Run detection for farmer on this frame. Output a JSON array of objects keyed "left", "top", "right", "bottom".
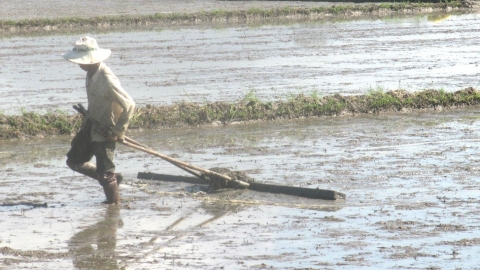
[{"left": 62, "top": 36, "right": 135, "bottom": 204}]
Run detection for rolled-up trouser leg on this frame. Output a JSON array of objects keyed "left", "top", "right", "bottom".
[
  {"left": 66, "top": 160, "right": 99, "bottom": 180},
  {"left": 66, "top": 160, "right": 123, "bottom": 185},
  {"left": 99, "top": 172, "right": 120, "bottom": 204}
]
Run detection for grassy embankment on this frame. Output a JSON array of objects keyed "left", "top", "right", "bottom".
[
  {"left": 0, "top": 1, "right": 467, "bottom": 32},
  {"left": 1, "top": 88, "right": 480, "bottom": 140}
]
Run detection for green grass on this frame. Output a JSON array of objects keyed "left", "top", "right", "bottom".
[
  {"left": 4, "top": 88, "right": 480, "bottom": 140},
  {"left": 0, "top": 110, "right": 80, "bottom": 140}
]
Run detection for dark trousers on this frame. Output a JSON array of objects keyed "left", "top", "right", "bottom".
[{"left": 66, "top": 120, "right": 116, "bottom": 174}]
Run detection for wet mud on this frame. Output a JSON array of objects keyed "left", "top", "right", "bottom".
[
  {"left": 3, "top": 107, "right": 480, "bottom": 269},
  {"left": 2, "top": 1, "right": 480, "bottom": 269},
  {"left": 206, "top": 167, "right": 256, "bottom": 189}
]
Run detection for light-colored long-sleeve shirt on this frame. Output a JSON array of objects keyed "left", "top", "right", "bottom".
[{"left": 86, "top": 62, "right": 135, "bottom": 142}]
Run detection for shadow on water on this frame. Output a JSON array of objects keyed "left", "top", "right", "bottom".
[{"left": 68, "top": 205, "right": 123, "bottom": 270}]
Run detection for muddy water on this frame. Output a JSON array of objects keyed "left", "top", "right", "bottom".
[
  {"left": 0, "top": 0, "right": 345, "bottom": 21},
  {"left": 2, "top": 13, "right": 480, "bottom": 114},
  {"left": 2, "top": 107, "right": 480, "bottom": 269}
]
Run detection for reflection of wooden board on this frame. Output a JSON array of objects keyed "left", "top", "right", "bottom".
[{"left": 137, "top": 172, "right": 346, "bottom": 201}]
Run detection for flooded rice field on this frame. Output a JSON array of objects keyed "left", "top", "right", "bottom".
[
  {"left": 2, "top": 108, "right": 480, "bottom": 269},
  {"left": 2, "top": 13, "right": 480, "bottom": 114},
  {"left": 3, "top": 1, "right": 480, "bottom": 269},
  {"left": 0, "top": 0, "right": 343, "bottom": 21}
]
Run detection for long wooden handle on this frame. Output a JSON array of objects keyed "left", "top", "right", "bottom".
[
  {"left": 120, "top": 139, "right": 250, "bottom": 188},
  {"left": 122, "top": 139, "right": 207, "bottom": 178},
  {"left": 124, "top": 137, "right": 202, "bottom": 178}
]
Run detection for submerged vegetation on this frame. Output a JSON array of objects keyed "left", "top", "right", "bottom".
[
  {"left": 0, "top": 1, "right": 470, "bottom": 33},
  {"left": 2, "top": 88, "right": 480, "bottom": 140}
]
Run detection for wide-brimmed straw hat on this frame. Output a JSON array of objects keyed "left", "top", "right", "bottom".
[{"left": 62, "top": 36, "right": 111, "bottom": 64}]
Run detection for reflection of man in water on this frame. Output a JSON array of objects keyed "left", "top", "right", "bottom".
[
  {"left": 62, "top": 36, "right": 135, "bottom": 204},
  {"left": 68, "top": 205, "right": 123, "bottom": 269}
]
